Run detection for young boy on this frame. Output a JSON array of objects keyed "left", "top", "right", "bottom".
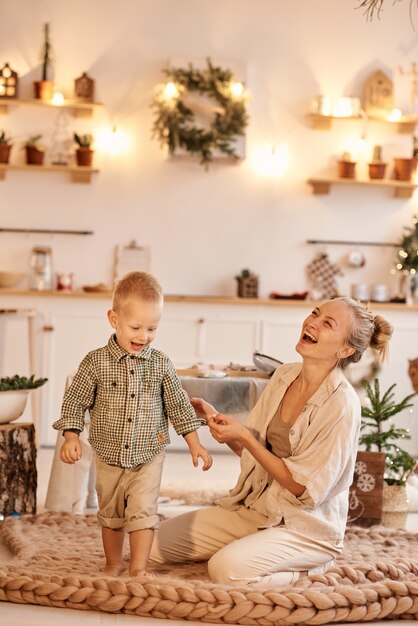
[{"left": 53, "top": 271, "right": 212, "bottom": 578}]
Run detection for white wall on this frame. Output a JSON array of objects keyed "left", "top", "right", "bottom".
[{"left": 0, "top": 0, "right": 417, "bottom": 302}]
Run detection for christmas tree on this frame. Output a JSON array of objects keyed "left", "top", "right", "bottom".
[
  {"left": 360, "top": 379, "right": 416, "bottom": 485},
  {"left": 395, "top": 215, "right": 418, "bottom": 275}
]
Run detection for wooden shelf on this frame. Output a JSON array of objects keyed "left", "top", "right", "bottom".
[
  {"left": 0, "top": 98, "right": 103, "bottom": 118},
  {"left": 309, "top": 112, "right": 418, "bottom": 133},
  {"left": 307, "top": 176, "right": 418, "bottom": 198},
  {"left": 308, "top": 113, "right": 363, "bottom": 130},
  {"left": 0, "top": 163, "right": 99, "bottom": 183}
]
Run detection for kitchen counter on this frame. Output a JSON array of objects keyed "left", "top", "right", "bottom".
[{"left": 0, "top": 288, "right": 417, "bottom": 310}]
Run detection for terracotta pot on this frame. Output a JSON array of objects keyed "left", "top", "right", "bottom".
[
  {"left": 393, "top": 157, "right": 414, "bottom": 181},
  {"left": 33, "top": 80, "right": 54, "bottom": 101},
  {"left": 25, "top": 146, "right": 45, "bottom": 165},
  {"left": 0, "top": 144, "right": 12, "bottom": 164},
  {"left": 76, "top": 148, "right": 94, "bottom": 167},
  {"left": 338, "top": 160, "right": 356, "bottom": 179},
  {"left": 368, "top": 162, "right": 387, "bottom": 180}
]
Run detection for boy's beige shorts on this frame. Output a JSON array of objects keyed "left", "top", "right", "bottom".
[{"left": 95, "top": 451, "right": 165, "bottom": 533}]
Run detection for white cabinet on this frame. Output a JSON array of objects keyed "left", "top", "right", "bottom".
[
  {"left": 0, "top": 291, "right": 417, "bottom": 452},
  {"left": 156, "top": 302, "right": 260, "bottom": 365}
]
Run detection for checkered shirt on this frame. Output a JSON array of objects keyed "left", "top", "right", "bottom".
[{"left": 52, "top": 335, "right": 202, "bottom": 467}]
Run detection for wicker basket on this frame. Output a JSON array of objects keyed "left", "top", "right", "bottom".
[{"left": 381, "top": 483, "right": 409, "bottom": 529}]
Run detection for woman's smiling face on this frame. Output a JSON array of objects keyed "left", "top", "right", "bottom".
[{"left": 296, "top": 300, "right": 355, "bottom": 365}]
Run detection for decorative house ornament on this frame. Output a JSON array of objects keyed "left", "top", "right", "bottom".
[
  {"left": 151, "top": 58, "right": 249, "bottom": 167},
  {"left": 0, "top": 63, "right": 18, "bottom": 98},
  {"left": 74, "top": 72, "right": 95, "bottom": 102},
  {"left": 235, "top": 268, "right": 259, "bottom": 298},
  {"left": 363, "top": 70, "right": 394, "bottom": 116}
]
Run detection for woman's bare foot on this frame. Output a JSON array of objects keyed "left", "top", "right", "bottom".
[
  {"left": 103, "top": 564, "right": 124, "bottom": 577},
  {"left": 129, "top": 568, "right": 155, "bottom": 579}
]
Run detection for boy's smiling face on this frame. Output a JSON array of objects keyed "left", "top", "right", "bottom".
[{"left": 108, "top": 298, "right": 162, "bottom": 354}]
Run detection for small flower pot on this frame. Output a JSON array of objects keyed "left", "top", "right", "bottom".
[
  {"left": 338, "top": 160, "right": 356, "bottom": 179},
  {"left": 393, "top": 157, "right": 414, "bottom": 181},
  {"left": 368, "top": 162, "right": 387, "bottom": 180},
  {"left": 0, "top": 144, "right": 12, "bottom": 164},
  {"left": 33, "top": 80, "right": 54, "bottom": 101},
  {"left": 75, "top": 147, "right": 94, "bottom": 167},
  {"left": 25, "top": 146, "right": 45, "bottom": 165}
]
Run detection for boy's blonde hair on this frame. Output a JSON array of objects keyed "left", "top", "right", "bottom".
[{"left": 112, "top": 271, "right": 163, "bottom": 311}]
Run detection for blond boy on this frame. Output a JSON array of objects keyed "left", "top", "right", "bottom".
[{"left": 53, "top": 271, "right": 212, "bottom": 578}]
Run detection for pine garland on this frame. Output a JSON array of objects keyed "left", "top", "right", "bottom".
[
  {"left": 151, "top": 58, "right": 248, "bottom": 168},
  {"left": 358, "top": 0, "right": 417, "bottom": 21}
]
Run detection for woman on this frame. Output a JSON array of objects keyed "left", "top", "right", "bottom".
[{"left": 149, "top": 297, "right": 393, "bottom": 587}]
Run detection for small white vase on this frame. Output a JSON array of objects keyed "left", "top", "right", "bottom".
[{"left": 0, "top": 390, "right": 30, "bottom": 424}]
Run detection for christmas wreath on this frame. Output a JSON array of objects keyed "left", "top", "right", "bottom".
[
  {"left": 151, "top": 58, "right": 248, "bottom": 168},
  {"left": 396, "top": 214, "right": 418, "bottom": 274}
]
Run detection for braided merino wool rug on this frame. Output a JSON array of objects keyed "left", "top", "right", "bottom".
[{"left": 2, "top": 513, "right": 418, "bottom": 624}]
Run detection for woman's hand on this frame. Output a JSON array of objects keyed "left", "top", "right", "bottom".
[
  {"left": 190, "top": 397, "right": 217, "bottom": 424},
  {"left": 208, "top": 413, "right": 249, "bottom": 446}
]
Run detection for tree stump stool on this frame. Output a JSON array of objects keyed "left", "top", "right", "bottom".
[{"left": 0, "top": 423, "right": 37, "bottom": 516}]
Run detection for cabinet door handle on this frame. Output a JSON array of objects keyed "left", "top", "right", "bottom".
[
  {"left": 198, "top": 318, "right": 205, "bottom": 324},
  {"left": 42, "top": 324, "right": 55, "bottom": 332}
]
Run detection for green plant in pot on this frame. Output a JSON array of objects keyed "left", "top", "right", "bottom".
[
  {"left": 34, "top": 22, "right": 54, "bottom": 101},
  {"left": 74, "top": 132, "right": 94, "bottom": 166},
  {"left": 23, "top": 134, "right": 46, "bottom": 165},
  {"left": 368, "top": 144, "right": 387, "bottom": 180},
  {"left": 0, "top": 129, "right": 13, "bottom": 164},
  {"left": 338, "top": 150, "right": 356, "bottom": 179},
  {"left": 0, "top": 375, "right": 48, "bottom": 425},
  {"left": 360, "top": 378, "right": 416, "bottom": 528}
]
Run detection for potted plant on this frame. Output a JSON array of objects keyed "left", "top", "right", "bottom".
[
  {"left": 0, "top": 374, "right": 48, "bottom": 425},
  {"left": 338, "top": 151, "right": 356, "bottom": 179},
  {"left": 23, "top": 135, "right": 46, "bottom": 165},
  {"left": 368, "top": 144, "right": 387, "bottom": 180},
  {"left": 0, "top": 130, "right": 12, "bottom": 164},
  {"left": 33, "top": 22, "right": 54, "bottom": 101},
  {"left": 360, "top": 379, "right": 416, "bottom": 528},
  {"left": 74, "top": 132, "right": 94, "bottom": 166}
]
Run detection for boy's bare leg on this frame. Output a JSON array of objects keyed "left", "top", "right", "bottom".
[
  {"left": 129, "top": 528, "right": 155, "bottom": 577},
  {"left": 102, "top": 527, "right": 125, "bottom": 576}
]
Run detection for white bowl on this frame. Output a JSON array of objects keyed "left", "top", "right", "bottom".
[
  {"left": 0, "top": 271, "right": 24, "bottom": 288},
  {"left": 0, "top": 390, "right": 30, "bottom": 424}
]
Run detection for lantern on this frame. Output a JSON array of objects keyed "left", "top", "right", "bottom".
[{"left": 0, "top": 63, "right": 18, "bottom": 99}]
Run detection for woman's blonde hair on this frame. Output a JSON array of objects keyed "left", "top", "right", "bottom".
[
  {"left": 334, "top": 296, "right": 393, "bottom": 370},
  {"left": 112, "top": 271, "right": 163, "bottom": 311}
]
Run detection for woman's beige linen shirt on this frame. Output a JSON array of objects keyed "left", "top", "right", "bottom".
[{"left": 217, "top": 363, "right": 361, "bottom": 545}]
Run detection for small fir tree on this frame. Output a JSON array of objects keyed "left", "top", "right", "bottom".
[
  {"left": 395, "top": 215, "right": 418, "bottom": 275},
  {"left": 360, "top": 379, "right": 416, "bottom": 485}
]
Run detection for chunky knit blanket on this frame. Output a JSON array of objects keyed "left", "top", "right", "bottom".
[{"left": 1, "top": 512, "right": 418, "bottom": 624}]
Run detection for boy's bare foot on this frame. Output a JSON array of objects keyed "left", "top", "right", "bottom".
[
  {"left": 129, "top": 568, "right": 155, "bottom": 579},
  {"left": 103, "top": 564, "right": 124, "bottom": 577}
]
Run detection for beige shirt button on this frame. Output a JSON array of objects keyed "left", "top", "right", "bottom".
[{"left": 290, "top": 429, "right": 295, "bottom": 435}]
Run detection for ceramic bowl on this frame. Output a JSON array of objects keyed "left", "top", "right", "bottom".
[
  {"left": 0, "top": 271, "right": 24, "bottom": 288},
  {"left": 0, "top": 390, "right": 30, "bottom": 424}
]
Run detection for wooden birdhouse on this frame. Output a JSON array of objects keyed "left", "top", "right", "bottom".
[
  {"left": 363, "top": 70, "right": 393, "bottom": 115},
  {"left": 236, "top": 269, "right": 259, "bottom": 298},
  {"left": 74, "top": 72, "right": 95, "bottom": 102},
  {"left": 0, "top": 63, "right": 18, "bottom": 99}
]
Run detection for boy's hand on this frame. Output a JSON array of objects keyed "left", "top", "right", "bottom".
[
  {"left": 190, "top": 444, "right": 213, "bottom": 471},
  {"left": 60, "top": 432, "right": 82, "bottom": 464}
]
